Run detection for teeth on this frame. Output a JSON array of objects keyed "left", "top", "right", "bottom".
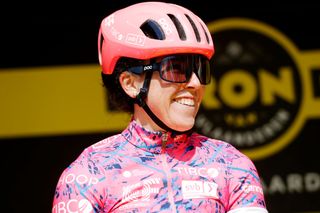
[{"left": 174, "top": 98, "right": 195, "bottom": 106}]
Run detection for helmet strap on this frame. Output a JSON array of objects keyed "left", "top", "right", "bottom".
[{"left": 135, "top": 71, "right": 193, "bottom": 135}]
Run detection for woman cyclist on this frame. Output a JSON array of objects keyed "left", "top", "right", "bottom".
[{"left": 52, "top": 2, "right": 268, "bottom": 212}]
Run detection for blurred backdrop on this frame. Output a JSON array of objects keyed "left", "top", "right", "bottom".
[{"left": 1, "top": 1, "right": 319, "bottom": 212}]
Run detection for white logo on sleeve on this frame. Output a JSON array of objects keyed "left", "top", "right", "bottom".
[
  {"left": 52, "top": 199, "right": 93, "bottom": 213},
  {"left": 78, "top": 199, "right": 93, "bottom": 213},
  {"left": 182, "top": 180, "right": 218, "bottom": 199}
]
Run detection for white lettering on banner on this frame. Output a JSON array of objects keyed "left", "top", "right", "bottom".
[
  {"left": 176, "top": 167, "right": 219, "bottom": 178},
  {"left": 196, "top": 109, "right": 290, "bottom": 146},
  {"left": 59, "top": 173, "right": 99, "bottom": 186},
  {"left": 52, "top": 199, "right": 93, "bottom": 213},
  {"left": 262, "top": 172, "right": 320, "bottom": 194},
  {"left": 182, "top": 180, "right": 218, "bottom": 199}
]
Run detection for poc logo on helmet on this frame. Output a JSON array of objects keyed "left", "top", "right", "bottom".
[{"left": 196, "top": 18, "right": 304, "bottom": 160}]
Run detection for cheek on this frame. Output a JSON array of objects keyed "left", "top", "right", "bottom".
[
  {"left": 199, "top": 86, "right": 205, "bottom": 102},
  {"left": 147, "top": 78, "right": 176, "bottom": 111},
  {"left": 148, "top": 84, "right": 173, "bottom": 105}
]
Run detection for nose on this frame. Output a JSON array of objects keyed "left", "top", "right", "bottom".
[{"left": 186, "top": 72, "right": 202, "bottom": 88}]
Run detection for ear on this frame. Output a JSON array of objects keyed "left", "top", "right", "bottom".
[{"left": 119, "top": 71, "right": 140, "bottom": 98}]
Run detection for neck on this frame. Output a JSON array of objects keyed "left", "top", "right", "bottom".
[
  {"left": 133, "top": 104, "right": 165, "bottom": 132},
  {"left": 133, "top": 104, "right": 194, "bottom": 136}
]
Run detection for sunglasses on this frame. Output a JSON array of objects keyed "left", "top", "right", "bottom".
[{"left": 128, "top": 54, "right": 211, "bottom": 85}]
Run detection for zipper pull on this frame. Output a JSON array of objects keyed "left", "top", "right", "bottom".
[{"left": 161, "top": 132, "right": 168, "bottom": 151}]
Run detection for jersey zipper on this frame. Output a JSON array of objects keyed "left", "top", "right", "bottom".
[{"left": 161, "top": 132, "right": 177, "bottom": 213}]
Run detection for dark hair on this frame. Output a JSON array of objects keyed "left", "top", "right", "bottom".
[{"left": 101, "top": 57, "right": 145, "bottom": 113}]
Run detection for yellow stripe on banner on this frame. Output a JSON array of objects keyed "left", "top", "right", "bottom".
[
  {"left": 300, "top": 50, "right": 320, "bottom": 118},
  {"left": 0, "top": 65, "right": 130, "bottom": 139}
]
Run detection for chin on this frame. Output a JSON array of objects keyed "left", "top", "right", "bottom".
[{"left": 171, "top": 117, "right": 195, "bottom": 132}]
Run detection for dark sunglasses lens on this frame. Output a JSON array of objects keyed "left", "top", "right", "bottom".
[
  {"left": 160, "top": 57, "right": 188, "bottom": 83},
  {"left": 194, "top": 56, "right": 211, "bottom": 84},
  {"left": 201, "top": 58, "right": 211, "bottom": 84},
  {"left": 158, "top": 55, "right": 211, "bottom": 84}
]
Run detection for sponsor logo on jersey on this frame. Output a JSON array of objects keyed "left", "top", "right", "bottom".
[
  {"left": 175, "top": 166, "right": 219, "bottom": 178},
  {"left": 58, "top": 173, "right": 99, "bottom": 186},
  {"left": 119, "top": 178, "right": 161, "bottom": 210},
  {"left": 182, "top": 180, "right": 218, "bottom": 199},
  {"left": 52, "top": 199, "right": 93, "bottom": 213},
  {"left": 243, "top": 184, "right": 264, "bottom": 194}
]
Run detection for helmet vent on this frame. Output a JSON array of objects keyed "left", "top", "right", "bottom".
[
  {"left": 185, "top": 14, "right": 200, "bottom": 42},
  {"left": 140, "top": 19, "right": 165, "bottom": 40},
  {"left": 167, "top": 14, "right": 186, "bottom": 40},
  {"left": 99, "top": 33, "right": 104, "bottom": 53},
  {"left": 200, "top": 23, "right": 210, "bottom": 44}
]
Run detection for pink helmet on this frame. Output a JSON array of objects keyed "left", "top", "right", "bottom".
[{"left": 98, "top": 1, "right": 214, "bottom": 75}]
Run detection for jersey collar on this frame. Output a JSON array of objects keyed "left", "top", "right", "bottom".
[{"left": 122, "top": 119, "right": 192, "bottom": 154}]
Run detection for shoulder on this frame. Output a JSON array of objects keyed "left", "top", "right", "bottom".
[
  {"left": 85, "top": 133, "right": 123, "bottom": 153},
  {"left": 191, "top": 132, "right": 255, "bottom": 166},
  {"left": 191, "top": 132, "right": 239, "bottom": 153},
  {"left": 64, "top": 133, "right": 123, "bottom": 169},
  {"left": 57, "top": 133, "right": 124, "bottom": 179}
]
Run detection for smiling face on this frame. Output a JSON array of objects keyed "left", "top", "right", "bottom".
[{"left": 133, "top": 71, "right": 205, "bottom": 132}]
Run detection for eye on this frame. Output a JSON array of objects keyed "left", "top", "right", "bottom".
[{"left": 170, "top": 68, "right": 184, "bottom": 75}]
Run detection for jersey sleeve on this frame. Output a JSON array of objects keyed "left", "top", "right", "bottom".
[
  {"left": 52, "top": 148, "right": 106, "bottom": 213},
  {"left": 225, "top": 145, "right": 268, "bottom": 213}
]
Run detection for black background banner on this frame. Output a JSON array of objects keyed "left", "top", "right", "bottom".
[{"left": 1, "top": 1, "right": 319, "bottom": 213}]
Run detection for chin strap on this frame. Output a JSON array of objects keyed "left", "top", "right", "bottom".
[{"left": 135, "top": 71, "right": 193, "bottom": 135}]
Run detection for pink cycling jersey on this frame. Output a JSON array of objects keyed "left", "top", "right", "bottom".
[{"left": 52, "top": 120, "right": 268, "bottom": 213}]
